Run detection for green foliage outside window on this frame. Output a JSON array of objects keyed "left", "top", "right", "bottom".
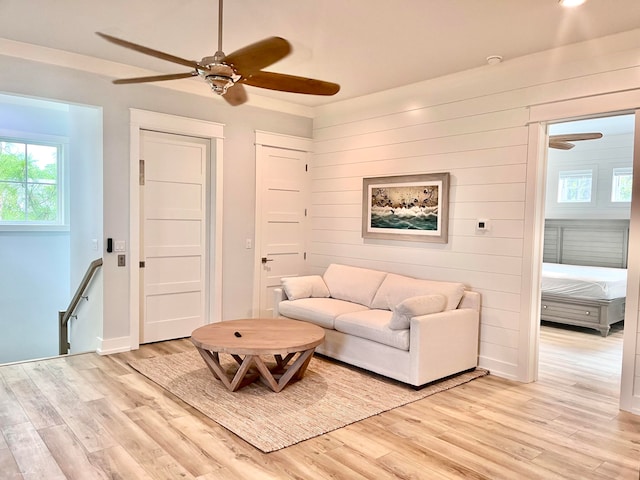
[{"left": 0, "top": 141, "right": 59, "bottom": 223}]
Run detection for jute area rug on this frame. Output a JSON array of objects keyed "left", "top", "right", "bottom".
[{"left": 129, "top": 349, "right": 488, "bottom": 453}]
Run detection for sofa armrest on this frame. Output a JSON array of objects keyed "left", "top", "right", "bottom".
[
  {"left": 458, "top": 290, "right": 481, "bottom": 312},
  {"left": 273, "top": 288, "right": 287, "bottom": 317},
  {"left": 408, "top": 308, "right": 480, "bottom": 384}
]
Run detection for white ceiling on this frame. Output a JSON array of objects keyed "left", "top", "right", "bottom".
[{"left": 1, "top": 0, "right": 640, "bottom": 107}]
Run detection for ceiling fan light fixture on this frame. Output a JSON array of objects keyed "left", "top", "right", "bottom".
[
  {"left": 559, "top": 0, "right": 587, "bottom": 7},
  {"left": 206, "top": 75, "right": 235, "bottom": 94}
]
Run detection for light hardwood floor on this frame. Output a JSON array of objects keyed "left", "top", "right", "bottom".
[{"left": 1, "top": 324, "right": 639, "bottom": 479}]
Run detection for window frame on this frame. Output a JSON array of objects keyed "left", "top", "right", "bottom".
[
  {"left": 610, "top": 166, "right": 633, "bottom": 203},
  {"left": 0, "top": 131, "right": 69, "bottom": 232},
  {"left": 556, "top": 168, "right": 596, "bottom": 205}
]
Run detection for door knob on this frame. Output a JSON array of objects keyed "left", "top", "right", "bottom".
[{"left": 261, "top": 257, "right": 274, "bottom": 264}]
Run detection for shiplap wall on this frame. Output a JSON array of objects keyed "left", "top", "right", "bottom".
[{"left": 310, "top": 28, "right": 640, "bottom": 385}]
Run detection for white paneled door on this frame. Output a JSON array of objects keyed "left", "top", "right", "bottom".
[
  {"left": 258, "top": 145, "right": 309, "bottom": 317},
  {"left": 140, "top": 130, "right": 209, "bottom": 343}
]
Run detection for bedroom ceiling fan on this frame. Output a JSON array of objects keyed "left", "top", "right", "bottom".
[
  {"left": 548, "top": 132, "right": 603, "bottom": 150},
  {"left": 96, "top": 0, "right": 339, "bottom": 106}
]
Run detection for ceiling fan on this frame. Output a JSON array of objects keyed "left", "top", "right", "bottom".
[
  {"left": 548, "top": 132, "right": 603, "bottom": 150},
  {"left": 96, "top": 0, "right": 339, "bottom": 106}
]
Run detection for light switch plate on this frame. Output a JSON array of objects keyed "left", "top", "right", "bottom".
[{"left": 114, "top": 240, "right": 126, "bottom": 252}]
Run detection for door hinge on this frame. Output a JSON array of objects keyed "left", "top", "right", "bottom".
[
  {"left": 139, "top": 261, "right": 145, "bottom": 268},
  {"left": 304, "top": 208, "right": 307, "bottom": 217},
  {"left": 305, "top": 164, "right": 308, "bottom": 172},
  {"left": 139, "top": 159, "right": 145, "bottom": 185},
  {"left": 304, "top": 252, "right": 307, "bottom": 260}
]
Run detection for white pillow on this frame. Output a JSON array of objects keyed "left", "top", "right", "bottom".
[
  {"left": 388, "top": 294, "right": 446, "bottom": 330},
  {"left": 281, "top": 275, "right": 330, "bottom": 300}
]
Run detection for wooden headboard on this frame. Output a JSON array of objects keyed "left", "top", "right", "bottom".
[{"left": 543, "top": 219, "right": 629, "bottom": 268}]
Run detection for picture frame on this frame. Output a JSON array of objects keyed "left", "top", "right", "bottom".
[{"left": 362, "top": 172, "right": 449, "bottom": 243}]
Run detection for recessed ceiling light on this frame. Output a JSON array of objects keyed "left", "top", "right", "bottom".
[
  {"left": 486, "top": 55, "right": 503, "bottom": 65},
  {"left": 559, "top": 0, "right": 587, "bottom": 7}
]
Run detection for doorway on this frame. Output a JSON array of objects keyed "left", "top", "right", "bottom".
[
  {"left": 253, "top": 131, "right": 312, "bottom": 317},
  {"left": 128, "top": 109, "right": 224, "bottom": 351},
  {"left": 538, "top": 113, "right": 635, "bottom": 402}
]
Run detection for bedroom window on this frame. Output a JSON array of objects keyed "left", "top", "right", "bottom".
[
  {"left": 0, "top": 139, "right": 63, "bottom": 225},
  {"left": 611, "top": 167, "right": 632, "bottom": 202},
  {"left": 557, "top": 169, "right": 592, "bottom": 203}
]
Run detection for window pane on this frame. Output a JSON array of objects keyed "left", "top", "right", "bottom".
[
  {"left": 0, "top": 181, "right": 26, "bottom": 220},
  {"left": 26, "top": 184, "right": 58, "bottom": 221},
  {"left": 27, "top": 144, "right": 57, "bottom": 184},
  {"left": 0, "top": 138, "right": 62, "bottom": 225},
  {"left": 558, "top": 170, "right": 592, "bottom": 203},
  {"left": 0, "top": 141, "right": 26, "bottom": 182},
  {"left": 611, "top": 167, "right": 632, "bottom": 202}
]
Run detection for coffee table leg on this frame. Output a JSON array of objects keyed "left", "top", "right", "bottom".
[
  {"left": 197, "top": 348, "right": 258, "bottom": 392},
  {"left": 254, "top": 348, "right": 316, "bottom": 393}
]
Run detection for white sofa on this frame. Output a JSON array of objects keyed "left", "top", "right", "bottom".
[{"left": 273, "top": 263, "right": 481, "bottom": 387}]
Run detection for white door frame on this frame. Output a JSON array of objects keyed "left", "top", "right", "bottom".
[
  {"left": 527, "top": 89, "right": 640, "bottom": 413},
  {"left": 129, "top": 109, "right": 224, "bottom": 349},
  {"left": 252, "top": 131, "right": 312, "bottom": 316}
]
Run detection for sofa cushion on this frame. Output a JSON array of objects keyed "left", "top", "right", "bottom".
[
  {"left": 281, "top": 275, "right": 330, "bottom": 300},
  {"left": 323, "top": 264, "right": 387, "bottom": 307},
  {"left": 278, "top": 298, "right": 369, "bottom": 329},
  {"left": 334, "top": 309, "right": 409, "bottom": 351},
  {"left": 371, "top": 273, "right": 465, "bottom": 311},
  {"left": 388, "top": 294, "right": 446, "bottom": 330}
]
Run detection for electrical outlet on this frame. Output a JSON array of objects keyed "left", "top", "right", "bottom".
[
  {"left": 245, "top": 238, "right": 252, "bottom": 249},
  {"left": 117, "top": 254, "right": 126, "bottom": 267}
]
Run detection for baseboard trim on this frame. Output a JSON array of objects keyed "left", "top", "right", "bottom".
[
  {"left": 479, "top": 356, "right": 518, "bottom": 381},
  {"left": 97, "top": 336, "right": 131, "bottom": 355}
]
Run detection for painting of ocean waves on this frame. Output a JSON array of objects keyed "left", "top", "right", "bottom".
[
  {"left": 370, "top": 205, "right": 438, "bottom": 230},
  {"left": 369, "top": 184, "right": 440, "bottom": 232},
  {"left": 363, "top": 173, "right": 449, "bottom": 243}
]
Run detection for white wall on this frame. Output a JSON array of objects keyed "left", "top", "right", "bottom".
[
  {"left": 311, "top": 28, "right": 640, "bottom": 400},
  {"left": 0, "top": 232, "right": 69, "bottom": 362},
  {"left": 0, "top": 51, "right": 313, "bottom": 351},
  {"left": 68, "top": 104, "right": 104, "bottom": 354}
]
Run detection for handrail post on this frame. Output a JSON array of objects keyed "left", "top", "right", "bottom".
[{"left": 59, "top": 310, "right": 69, "bottom": 355}]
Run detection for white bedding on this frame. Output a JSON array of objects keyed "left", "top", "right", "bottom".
[{"left": 542, "top": 263, "right": 627, "bottom": 300}]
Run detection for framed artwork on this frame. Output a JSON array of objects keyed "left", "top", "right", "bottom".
[{"left": 362, "top": 172, "right": 449, "bottom": 243}]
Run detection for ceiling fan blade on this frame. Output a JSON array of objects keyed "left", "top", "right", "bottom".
[
  {"left": 222, "top": 83, "right": 248, "bottom": 106},
  {"left": 549, "top": 133, "right": 603, "bottom": 142},
  {"left": 112, "top": 72, "right": 197, "bottom": 85},
  {"left": 241, "top": 71, "right": 340, "bottom": 96},
  {"left": 549, "top": 141, "right": 575, "bottom": 150},
  {"left": 97, "top": 32, "right": 206, "bottom": 71},
  {"left": 224, "top": 37, "right": 291, "bottom": 73}
]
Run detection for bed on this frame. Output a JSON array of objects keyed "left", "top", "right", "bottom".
[{"left": 541, "top": 219, "right": 629, "bottom": 336}]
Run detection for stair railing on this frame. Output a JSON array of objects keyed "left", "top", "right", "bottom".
[{"left": 59, "top": 258, "right": 103, "bottom": 355}]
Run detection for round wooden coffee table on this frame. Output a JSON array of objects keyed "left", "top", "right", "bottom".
[{"left": 190, "top": 318, "right": 325, "bottom": 392}]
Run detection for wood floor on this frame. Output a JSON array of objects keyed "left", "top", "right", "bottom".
[{"left": 1, "top": 324, "right": 639, "bottom": 479}]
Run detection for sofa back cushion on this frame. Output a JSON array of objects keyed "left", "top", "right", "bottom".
[
  {"left": 281, "top": 275, "right": 330, "bottom": 300},
  {"left": 371, "top": 273, "right": 465, "bottom": 311},
  {"left": 323, "top": 264, "right": 387, "bottom": 307}
]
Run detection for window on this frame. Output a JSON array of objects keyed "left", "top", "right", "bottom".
[
  {"left": 557, "top": 169, "right": 593, "bottom": 203},
  {"left": 0, "top": 139, "right": 63, "bottom": 224},
  {"left": 611, "top": 167, "right": 632, "bottom": 202}
]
